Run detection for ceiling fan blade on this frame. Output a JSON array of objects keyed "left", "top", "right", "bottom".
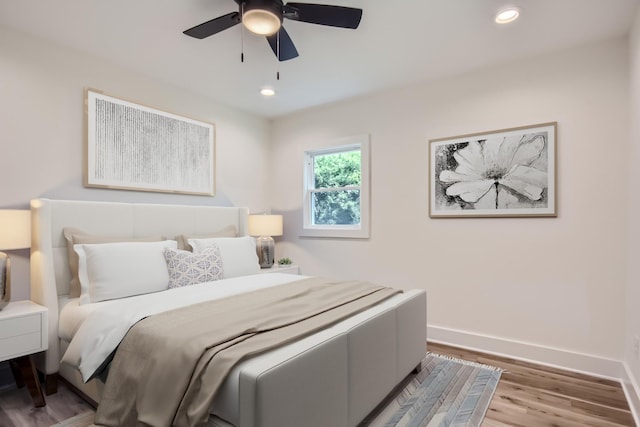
[
  {"left": 266, "top": 27, "right": 299, "bottom": 61},
  {"left": 284, "top": 3, "right": 362, "bottom": 29},
  {"left": 183, "top": 12, "right": 241, "bottom": 39}
]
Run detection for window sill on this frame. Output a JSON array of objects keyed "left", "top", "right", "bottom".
[{"left": 299, "top": 226, "right": 369, "bottom": 239}]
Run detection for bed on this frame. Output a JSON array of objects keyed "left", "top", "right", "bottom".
[{"left": 29, "top": 198, "right": 427, "bottom": 427}]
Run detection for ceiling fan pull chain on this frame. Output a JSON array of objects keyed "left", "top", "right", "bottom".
[
  {"left": 241, "top": 3, "right": 245, "bottom": 62},
  {"left": 277, "top": 31, "right": 280, "bottom": 80}
]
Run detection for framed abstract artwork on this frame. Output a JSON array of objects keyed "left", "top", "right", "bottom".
[
  {"left": 429, "top": 122, "right": 556, "bottom": 218},
  {"left": 85, "top": 89, "right": 215, "bottom": 196}
]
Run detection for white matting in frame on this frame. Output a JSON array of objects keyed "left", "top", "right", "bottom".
[
  {"left": 85, "top": 89, "right": 215, "bottom": 196},
  {"left": 429, "top": 122, "right": 556, "bottom": 218}
]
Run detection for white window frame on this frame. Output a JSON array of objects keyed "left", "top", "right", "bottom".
[{"left": 301, "top": 134, "right": 370, "bottom": 239}]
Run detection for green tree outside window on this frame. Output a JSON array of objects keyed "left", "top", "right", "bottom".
[{"left": 312, "top": 150, "right": 361, "bottom": 225}]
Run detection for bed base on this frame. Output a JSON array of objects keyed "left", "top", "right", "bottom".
[{"left": 231, "top": 290, "right": 426, "bottom": 427}]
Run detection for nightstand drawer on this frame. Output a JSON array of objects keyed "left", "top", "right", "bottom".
[
  {"left": 0, "top": 331, "right": 43, "bottom": 360},
  {"left": 0, "top": 301, "right": 48, "bottom": 407},
  {"left": 0, "top": 315, "right": 41, "bottom": 339},
  {"left": 0, "top": 302, "right": 48, "bottom": 363}
]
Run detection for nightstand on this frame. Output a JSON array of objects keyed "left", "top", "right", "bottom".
[
  {"left": 259, "top": 265, "right": 300, "bottom": 275},
  {"left": 0, "top": 300, "right": 48, "bottom": 407}
]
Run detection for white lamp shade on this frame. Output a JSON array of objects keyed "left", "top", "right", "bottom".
[
  {"left": 249, "top": 214, "right": 283, "bottom": 237},
  {"left": 0, "top": 210, "right": 31, "bottom": 250}
]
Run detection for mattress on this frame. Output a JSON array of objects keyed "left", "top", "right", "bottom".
[
  {"left": 58, "top": 295, "right": 101, "bottom": 342},
  {"left": 58, "top": 273, "right": 303, "bottom": 342},
  {"left": 59, "top": 273, "right": 307, "bottom": 379}
]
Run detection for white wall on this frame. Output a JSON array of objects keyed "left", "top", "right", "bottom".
[
  {"left": 625, "top": 4, "right": 640, "bottom": 411},
  {"left": 271, "top": 38, "right": 630, "bottom": 364},
  {"left": 0, "top": 21, "right": 635, "bottom": 379},
  {"left": 0, "top": 26, "right": 272, "bottom": 301}
]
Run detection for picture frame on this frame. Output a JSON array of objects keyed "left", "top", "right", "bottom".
[
  {"left": 84, "top": 89, "right": 215, "bottom": 196},
  {"left": 429, "top": 122, "right": 556, "bottom": 218}
]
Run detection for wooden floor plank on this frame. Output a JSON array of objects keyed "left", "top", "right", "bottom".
[
  {"left": 0, "top": 382, "right": 93, "bottom": 427},
  {"left": 500, "top": 374, "right": 629, "bottom": 411},
  {"left": 496, "top": 381, "right": 634, "bottom": 425}
]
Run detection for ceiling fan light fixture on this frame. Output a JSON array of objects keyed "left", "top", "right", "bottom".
[
  {"left": 243, "top": 8, "right": 282, "bottom": 35},
  {"left": 495, "top": 7, "right": 520, "bottom": 24}
]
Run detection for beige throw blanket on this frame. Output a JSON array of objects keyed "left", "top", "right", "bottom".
[{"left": 94, "top": 277, "right": 400, "bottom": 427}]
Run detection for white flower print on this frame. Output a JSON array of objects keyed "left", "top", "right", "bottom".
[{"left": 438, "top": 134, "right": 547, "bottom": 209}]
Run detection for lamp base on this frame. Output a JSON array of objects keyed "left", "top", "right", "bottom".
[
  {"left": 0, "top": 252, "right": 11, "bottom": 310},
  {"left": 256, "top": 236, "right": 275, "bottom": 268}
]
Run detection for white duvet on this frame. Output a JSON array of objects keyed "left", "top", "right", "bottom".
[{"left": 60, "top": 273, "right": 305, "bottom": 382}]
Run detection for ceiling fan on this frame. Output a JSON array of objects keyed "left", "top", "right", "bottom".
[{"left": 183, "top": 0, "right": 363, "bottom": 61}]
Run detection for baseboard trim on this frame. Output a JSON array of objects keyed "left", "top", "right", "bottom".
[
  {"left": 427, "top": 324, "right": 622, "bottom": 380},
  {"left": 621, "top": 362, "right": 640, "bottom": 427}
]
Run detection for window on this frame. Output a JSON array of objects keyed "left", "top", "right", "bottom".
[{"left": 302, "top": 135, "right": 370, "bottom": 238}]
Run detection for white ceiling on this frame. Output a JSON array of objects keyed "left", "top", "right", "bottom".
[{"left": 0, "top": 0, "right": 638, "bottom": 118}]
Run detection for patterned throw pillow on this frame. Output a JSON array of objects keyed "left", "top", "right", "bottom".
[{"left": 163, "top": 245, "right": 224, "bottom": 289}]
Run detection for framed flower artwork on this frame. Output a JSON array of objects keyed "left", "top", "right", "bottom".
[{"left": 429, "top": 122, "right": 557, "bottom": 218}]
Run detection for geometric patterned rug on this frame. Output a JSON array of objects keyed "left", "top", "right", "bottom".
[
  {"left": 53, "top": 353, "right": 502, "bottom": 427},
  {"left": 362, "top": 353, "right": 503, "bottom": 427}
]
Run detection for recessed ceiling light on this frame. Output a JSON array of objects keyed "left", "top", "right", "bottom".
[
  {"left": 495, "top": 7, "right": 520, "bottom": 24},
  {"left": 260, "top": 88, "right": 276, "bottom": 97}
]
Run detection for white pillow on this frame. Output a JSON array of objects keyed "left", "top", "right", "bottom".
[
  {"left": 188, "top": 236, "right": 260, "bottom": 278},
  {"left": 175, "top": 225, "right": 238, "bottom": 251},
  {"left": 75, "top": 240, "right": 178, "bottom": 305}
]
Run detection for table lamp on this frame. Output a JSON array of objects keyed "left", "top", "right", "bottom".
[
  {"left": 0, "top": 210, "right": 31, "bottom": 310},
  {"left": 248, "top": 214, "right": 283, "bottom": 268}
]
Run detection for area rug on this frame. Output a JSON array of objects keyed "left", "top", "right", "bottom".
[
  {"left": 362, "top": 353, "right": 503, "bottom": 427},
  {"left": 51, "top": 353, "right": 501, "bottom": 427}
]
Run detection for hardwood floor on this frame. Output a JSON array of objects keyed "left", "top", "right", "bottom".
[
  {"left": 0, "top": 343, "right": 636, "bottom": 426},
  {"left": 428, "top": 342, "right": 636, "bottom": 427},
  {"left": 0, "top": 380, "right": 93, "bottom": 426}
]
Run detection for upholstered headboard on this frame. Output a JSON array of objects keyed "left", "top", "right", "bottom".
[{"left": 30, "top": 198, "right": 249, "bottom": 375}]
